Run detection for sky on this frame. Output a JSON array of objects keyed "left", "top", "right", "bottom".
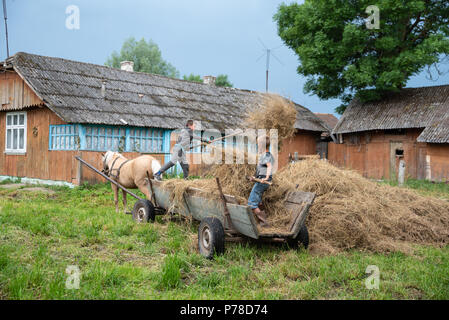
[{"left": 1, "top": 0, "right": 449, "bottom": 117}]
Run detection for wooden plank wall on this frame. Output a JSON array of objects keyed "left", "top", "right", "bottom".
[
  {"left": 0, "top": 107, "right": 167, "bottom": 185},
  {"left": 427, "top": 144, "right": 449, "bottom": 182},
  {"left": 327, "top": 129, "right": 448, "bottom": 181},
  {"left": 277, "top": 130, "right": 321, "bottom": 168},
  {"left": 0, "top": 71, "right": 42, "bottom": 110}
]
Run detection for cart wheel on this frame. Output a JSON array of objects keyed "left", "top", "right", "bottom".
[
  {"left": 287, "top": 225, "right": 309, "bottom": 249},
  {"left": 198, "top": 217, "right": 225, "bottom": 259},
  {"left": 132, "top": 199, "right": 155, "bottom": 223}
]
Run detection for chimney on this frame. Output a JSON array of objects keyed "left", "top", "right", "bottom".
[
  {"left": 120, "top": 61, "right": 134, "bottom": 72},
  {"left": 203, "top": 75, "right": 216, "bottom": 86}
]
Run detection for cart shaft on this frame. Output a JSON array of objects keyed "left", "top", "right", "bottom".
[{"left": 75, "top": 156, "right": 143, "bottom": 201}]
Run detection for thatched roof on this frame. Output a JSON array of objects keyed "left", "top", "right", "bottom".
[
  {"left": 333, "top": 85, "right": 449, "bottom": 143},
  {"left": 3, "top": 52, "right": 329, "bottom": 133}
]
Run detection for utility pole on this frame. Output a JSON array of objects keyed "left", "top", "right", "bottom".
[
  {"left": 3, "top": 0, "right": 9, "bottom": 58},
  {"left": 265, "top": 49, "right": 270, "bottom": 92},
  {"left": 256, "top": 38, "right": 283, "bottom": 93}
]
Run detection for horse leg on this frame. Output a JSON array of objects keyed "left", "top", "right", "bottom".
[
  {"left": 122, "top": 189, "right": 128, "bottom": 214},
  {"left": 112, "top": 183, "right": 119, "bottom": 213}
]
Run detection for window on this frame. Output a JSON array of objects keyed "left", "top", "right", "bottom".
[
  {"left": 49, "top": 125, "right": 79, "bottom": 150},
  {"left": 48, "top": 124, "right": 167, "bottom": 153},
  {"left": 129, "top": 128, "right": 164, "bottom": 153},
  {"left": 85, "top": 126, "right": 126, "bottom": 151},
  {"left": 5, "top": 112, "right": 26, "bottom": 153}
]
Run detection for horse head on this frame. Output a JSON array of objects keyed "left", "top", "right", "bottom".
[{"left": 102, "top": 151, "right": 115, "bottom": 174}]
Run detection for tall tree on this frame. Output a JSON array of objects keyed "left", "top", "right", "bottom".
[
  {"left": 274, "top": 0, "right": 449, "bottom": 113},
  {"left": 106, "top": 37, "right": 179, "bottom": 78},
  {"left": 182, "top": 73, "right": 234, "bottom": 87},
  {"left": 182, "top": 74, "right": 203, "bottom": 83},
  {"left": 215, "top": 74, "right": 233, "bottom": 87}
]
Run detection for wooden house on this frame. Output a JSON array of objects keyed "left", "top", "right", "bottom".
[
  {"left": 329, "top": 85, "right": 449, "bottom": 181},
  {"left": 0, "top": 52, "right": 329, "bottom": 186}
]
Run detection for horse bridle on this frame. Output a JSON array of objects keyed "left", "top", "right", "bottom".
[{"left": 102, "top": 153, "right": 130, "bottom": 179}]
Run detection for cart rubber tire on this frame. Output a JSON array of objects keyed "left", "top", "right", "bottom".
[
  {"left": 198, "top": 217, "right": 225, "bottom": 259},
  {"left": 132, "top": 199, "right": 155, "bottom": 223},
  {"left": 287, "top": 225, "right": 309, "bottom": 249}
]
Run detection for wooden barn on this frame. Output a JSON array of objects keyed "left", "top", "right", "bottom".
[
  {"left": 0, "top": 52, "right": 329, "bottom": 186},
  {"left": 329, "top": 85, "right": 449, "bottom": 181}
]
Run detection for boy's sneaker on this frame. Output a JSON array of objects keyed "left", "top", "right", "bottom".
[{"left": 154, "top": 173, "right": 162, "bottom": 181}]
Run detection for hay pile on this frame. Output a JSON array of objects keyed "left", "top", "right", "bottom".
[
  {"left": 161, "top": 159, "right": 449, "bottom": 254},
  {"left": 244, "top": 94, "right": 297, "bottom": 142},
  {"left": 269, "top": 160, "right": 449, "bottom": 254}
]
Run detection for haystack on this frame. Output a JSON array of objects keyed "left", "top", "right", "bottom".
[
  {"left": 161, "top": 159, "right": 449, "bottom": 254},
  {"left": 269, "top": 160, "right": 449, "bottom": 254},
  {"left": 244, "top": 94, "right": 297, "bottom": 142}
]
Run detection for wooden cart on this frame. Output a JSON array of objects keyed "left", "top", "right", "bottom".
[{"left": 75, "top": 156, "right": 315, "bottom": 259}]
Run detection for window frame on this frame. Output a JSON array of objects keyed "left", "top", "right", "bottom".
[
  {"left": 5, "top": 111, "right": 27, "bottom": 154},
  {"left": 49, "top": 124, "right": 80, "bottom": 151},
  {"left": 48, "top": 124, "right": 168, "bottom": 154}
]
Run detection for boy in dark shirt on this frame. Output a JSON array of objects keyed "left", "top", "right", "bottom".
[{"left": 248, "top": 135, "right": 274, "bottom": 227}]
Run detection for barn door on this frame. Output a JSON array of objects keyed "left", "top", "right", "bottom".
[
  {"left": 316, "top": 141, "right": 328, "bottom": 159},
  {"left": 417, "top": 146, "right": 427, "bottom": 180},
  {"left": 389, "top": 141, "right": 403, "bottom": 180}
]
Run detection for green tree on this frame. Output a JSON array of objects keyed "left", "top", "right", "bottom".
[
  {"left": 182, "top": 74, "right": 203, "bottom": 83},
  {"left": 215, "top": 74, "right": 233, "bottom": 87},
  {"left": 106, "top": 37, "right": 179, "bottom": 78},
  {"left": 182, "top": 73, "right": 234, "bottom": 87},
  {"left": 274, "top": 0, "right": 449, "bottom": 113}
]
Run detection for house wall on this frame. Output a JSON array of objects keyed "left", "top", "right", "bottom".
[
  {"left": 328, "top": 129, "right": 449, "bottom": 181},
  {"left": 277, "top": 130, "right": 321, "bottom": 168},
  {"left": 1, "top": 106, "right": 324, "bottom": 184},
  {"left": 0, "top": 107, "right": 167, "bottom": 185},
  {"left": 0, "top": 71, "right": 43, "bottom": 111},
  {"left": 427, "top": 144, "right": 449, "bottom": 182}
]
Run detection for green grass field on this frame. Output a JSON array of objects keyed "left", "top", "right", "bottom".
[{"left": 0, "top": 181, "right": 448, "bottom": 300}]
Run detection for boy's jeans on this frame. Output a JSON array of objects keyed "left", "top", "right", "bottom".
[{"left": 247, "top": 182, "right": 270, "bottom": 209}]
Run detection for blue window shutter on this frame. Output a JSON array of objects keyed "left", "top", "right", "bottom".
[
  {"left": 48, "top": 125, "right": 53, "bottom": 150},
  {"left": 78, "top": 125, "right": 86, "bottom": 150},
  {"left": 125, "top": 128, "right": 130, "bottom": 152},
  {"left": 163, "top": 130, "right": 172, "bottom": 154}
]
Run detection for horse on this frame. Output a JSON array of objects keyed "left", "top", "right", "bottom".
[{"left": 101, "top": 151, "right": 162, "bottom": 213}]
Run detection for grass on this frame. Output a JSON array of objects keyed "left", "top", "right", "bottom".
[
  {"left": 0, "top": 177, "right": 22, "bottom": 185},
  {"left": 0, "top": 181, "right": 448, "bottom": 300},
  {"left": 382, "top": 178, "right": 449, "bottom": 200}
]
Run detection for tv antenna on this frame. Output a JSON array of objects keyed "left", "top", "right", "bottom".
[
  {"left": 2, "top": 0, "right": 9, "bottom": 58},
  {"left": 256, "top": 37, "right": 283, "bottom": 92}
]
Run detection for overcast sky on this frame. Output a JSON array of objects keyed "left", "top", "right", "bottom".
[{"left": 2, "top": 0, "right": 449, "bottom": 116}]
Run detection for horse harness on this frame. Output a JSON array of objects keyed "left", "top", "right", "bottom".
[{"left": 103, "top": 156, "right": 131, "bottom": 180}]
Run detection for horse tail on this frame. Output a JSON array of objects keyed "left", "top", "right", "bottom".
[{"left": 151, "top": 158, "right": 161, "bottom": 174}]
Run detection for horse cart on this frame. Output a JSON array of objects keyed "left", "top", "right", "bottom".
[{"left": 76, "top": 156, "right": 315, "bottom": 259}]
